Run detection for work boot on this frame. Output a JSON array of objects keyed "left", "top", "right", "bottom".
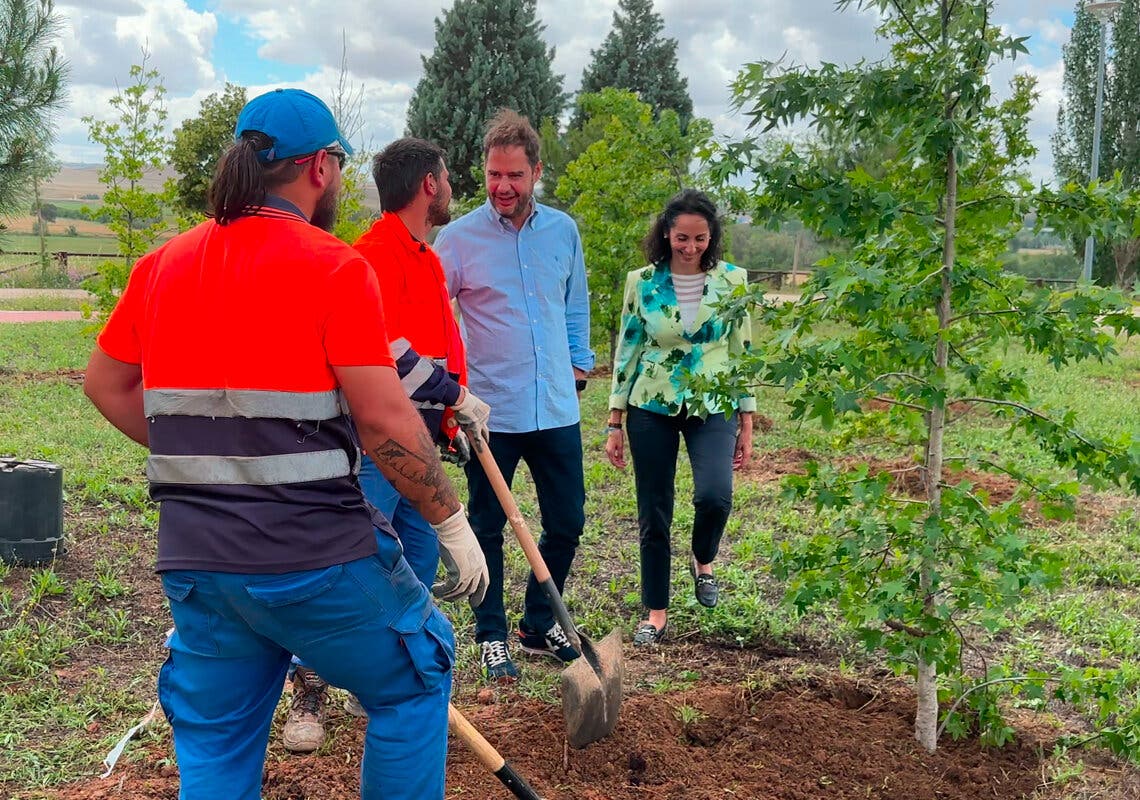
[{"left": 283, "top": 666, "right": 328, "bottom": 753}]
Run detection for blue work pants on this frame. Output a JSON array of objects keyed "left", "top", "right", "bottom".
[{"left": 157, "top": 532, "right": 453, "bottom": 800}]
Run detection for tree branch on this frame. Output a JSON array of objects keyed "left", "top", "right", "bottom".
[{"left": 890, "top": 0, "right": 937, "bottom": 52}]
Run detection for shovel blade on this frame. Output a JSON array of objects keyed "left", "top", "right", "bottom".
[{"left": 560, "top": 628, "right": 624, "bottom": 749}]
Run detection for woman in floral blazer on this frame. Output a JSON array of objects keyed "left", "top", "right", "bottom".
[{"left": 605, "top": 189, "right": 756, "bottom": 646}]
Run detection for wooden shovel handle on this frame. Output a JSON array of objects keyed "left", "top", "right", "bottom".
[
  {"left": 449, "top": 704, "right": 544, "bottom": 800},
  {"left": 473, "top": 442, "right": 549, "bottom": 582},
  {"left": 473, "top": 441, "right": 584, "bottom": 653}
]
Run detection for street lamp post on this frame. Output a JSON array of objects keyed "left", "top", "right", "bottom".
[{"left": 1082, "top": 0, "right": 1123, "bottom": 283}]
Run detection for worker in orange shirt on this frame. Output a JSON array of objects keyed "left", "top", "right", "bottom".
[
  {"left": 281, "top": 137, "right": 480, "bottom": 752},
  {"left": 353, "top": 137, "right": 470, "bottom": 589}
]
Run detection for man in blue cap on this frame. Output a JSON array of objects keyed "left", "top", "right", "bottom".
[{"left": 83, "top": 87, "right": 488, "bottom": 800}]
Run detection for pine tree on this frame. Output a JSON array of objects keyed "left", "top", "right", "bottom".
[
  {"left": 405, "top": 0, "right": 565, "bottom": 198},
  {"left": 1052, "top": 0, "right": 1140, "bottom": 286},
  {"left": 569, "top": 0, "right": 692, "bottom": 130},
  {"left": 0, "top": 0, "right": 67, "bottom": 221}
]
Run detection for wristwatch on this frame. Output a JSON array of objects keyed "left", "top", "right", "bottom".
[
  {"left": 604, "top": 422, "right": 622, "bottom": 435},
  {"left": 575, "top": 378, "right": 588, "bottom": 392}
]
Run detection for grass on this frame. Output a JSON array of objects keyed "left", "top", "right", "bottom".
[
  {"left": 0, "top": 322, "right": 1138, "bottom": 795},
  {"left": 0, "top": 233, "right": 118, "bottom": 256},
  {"left": 0, "top": 296, "right": 87, "bottom": 312}
]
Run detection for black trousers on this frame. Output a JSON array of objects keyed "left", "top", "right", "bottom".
[
  {"left": 627, "top": 405, "right": 736, "bottom": 611},
  {"left": 464, "top": 424, "right": 585, "bottom": 643}
]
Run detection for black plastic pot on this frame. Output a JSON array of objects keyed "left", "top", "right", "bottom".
[{"left": 0, "top": 459, "right": 65, "bottom": 566}]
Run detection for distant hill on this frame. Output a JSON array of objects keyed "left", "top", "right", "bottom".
[{"left": 41, "top": 166, "right": 171, "bottom": 201}]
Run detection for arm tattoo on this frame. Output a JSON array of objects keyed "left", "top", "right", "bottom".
[{"left": 369, "top": 426, "right": 460, "bottom": 513}]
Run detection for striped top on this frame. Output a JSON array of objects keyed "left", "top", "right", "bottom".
[
  {"left": 671, "top": 271, "right": 706, "bottom": 331},
  {"left": 97, "top": 197, "right": 396, "bottom": 574}
]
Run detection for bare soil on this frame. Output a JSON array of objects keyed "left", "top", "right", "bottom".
[{"left": 36, "top": 670, "right": 1140, "bottom": 800}]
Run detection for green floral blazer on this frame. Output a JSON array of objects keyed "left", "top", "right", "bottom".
[{"left": 608, "top": 260, "right": 756, "bottom": 418}]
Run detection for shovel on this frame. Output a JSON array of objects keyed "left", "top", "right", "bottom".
[
  {"left": 449, "top": 703, "right": 544, "bottom": 799},
  {"left": 473, "top": 441, "right": 623, "bottom": 748}
]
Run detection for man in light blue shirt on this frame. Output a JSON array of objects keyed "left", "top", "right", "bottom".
[{"left": 435, "top": 109, "right": 595, "bottom": 681}]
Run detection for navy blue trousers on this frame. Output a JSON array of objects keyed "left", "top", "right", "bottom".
[{"left": 464, "top": 424, "right": 585, "bottom": 642}]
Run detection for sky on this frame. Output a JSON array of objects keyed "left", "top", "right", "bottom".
[{"left": 54, "top": 0, "right": 1083, "bottom": 186}]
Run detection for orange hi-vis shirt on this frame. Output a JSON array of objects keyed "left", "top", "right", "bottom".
[
  {"left": 353, "top": 213, "right": 467, "bottom": 387},
  {"left": 97, "top": 199, "right": 396, "bottom": 573}
]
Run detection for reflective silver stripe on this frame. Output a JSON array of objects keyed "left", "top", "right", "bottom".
[
  {"left": 400, "top": 356, "right": 437, "bottom": 395},
  {"left": 389, "top": 337, "right": 412, "bottom": 359},
  {"left": 146, "top": 449, "right": 352, "bottom": 485},
  {"left": 412, "top": 399, "right": 446, "bottom": 412},
  {"left": 144, "top": 389, "right": 344, "bottom": 420}
]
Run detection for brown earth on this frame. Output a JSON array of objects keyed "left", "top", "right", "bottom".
[{"left": 35, "top": 674, "right": 1140, "bottom": 800}]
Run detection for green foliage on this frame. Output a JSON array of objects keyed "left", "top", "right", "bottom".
[
  {"left": 569, "top": 0, "right": 692, "bottom": 130},
  {"left": 405, "top": 0, "right": 565, "bottom": 198},
  {"left": 169, "top": 83, "right": 246, "bottom": 216},
  {"left": 82, "top": 55, "right": 173, "bottom": 320},
  {"left": 556, "top": 89, "right": 712, "bottom": 354},
  {"left": 710, "top": 0, "right": 1140, "bottom": 750},
  {"left": 1053, "top": 0, "right": 1140, "bottom": 286},
  {"left": 0, "top": 0, "right": 67, "bottom": 221}
]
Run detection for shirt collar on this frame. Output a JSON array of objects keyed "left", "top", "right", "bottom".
[
  {"left": 379, "top": 212, "right": 428, "bottom": 256},
  {"left": 257, "top": 194, "right": 309, "bottom": 222}
]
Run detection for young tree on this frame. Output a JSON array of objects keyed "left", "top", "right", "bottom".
[
  {"left": 1052, "top": 0, "right": 1140, "bottom": 287},
  {"left": 0, "top": 0, "right": 67, "bottom": 221},
  {"left": 329, "top": 34, "right": 375, "bottom": 245},
  {"left": 405, "top": 0, "right": 565, "bottom": 198},
  {"left": 711, "top": 0, "right": 1140, "bottom": 752},
  {"left": 83, "top": 54, "right": 172, "bottom": 315},
  {"left": 556, "top": 88, "right": 711, "bottom": 356},
  {"left": 169, "top": 83, "right": 246, "bottom": 217},
  {"left": 569, "top": 0, "right": 692, "bottom": 130}
]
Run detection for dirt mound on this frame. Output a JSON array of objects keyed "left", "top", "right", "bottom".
[{"left": 43, "top": 678, "right": 1061, "bottom": 800}]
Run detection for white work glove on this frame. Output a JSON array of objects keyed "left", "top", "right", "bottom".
[
  {"left": 431, "top": 505, "right": 489, "bottom": 607},
  {"left": 451, "top": 388, "right": 491, "bottom": 448}
]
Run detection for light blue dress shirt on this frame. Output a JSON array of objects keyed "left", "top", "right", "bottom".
[{"left": 435, "top": 200, "right": 595, "bottom": 434}]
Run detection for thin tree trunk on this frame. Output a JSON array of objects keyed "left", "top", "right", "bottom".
[
  {"left": 790, "top": 229, "right": 803, "bottom": 289},
  {"left": 33, "top": 170, "right": 47, "bottom": 281},
  {"left": 917, "top": 139, "right": 957, "bottom": 754}
]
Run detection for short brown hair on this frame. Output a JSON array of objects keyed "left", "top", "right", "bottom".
[{"left": 482, "top": 109, "right": 541, "bottom": 167}]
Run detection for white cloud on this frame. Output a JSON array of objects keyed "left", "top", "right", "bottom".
[{"left": 52, "top": 0, "right": 1077, "bottom": 185}]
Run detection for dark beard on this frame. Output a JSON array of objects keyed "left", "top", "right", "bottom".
[
  {"left": 427, "top": 194, "right": 451, "bottom": 227},
  {"left": 310, "top": 185, "right": 339, "bottom": 232}
]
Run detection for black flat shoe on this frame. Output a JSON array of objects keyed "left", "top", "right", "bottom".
[
  {"left": 690, "top": 559, "right": 720, "bottom": 608},
  {"left": 694, "top": 572, "right": 719, "bottom": 608},
  {"left": 632, "top": 621, "right": 668, "bottom": 646}
]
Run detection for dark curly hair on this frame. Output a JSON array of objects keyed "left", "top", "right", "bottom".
[{"left": 641, "top": 189, "right": 723, "bottom": 272}]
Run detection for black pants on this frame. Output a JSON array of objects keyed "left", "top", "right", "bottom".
[
  {"left": 464, "top": 424, "right": 585, "bottom": 643},
  {"left": 627, "top": 405, "right": 736, "bottom": 611}
]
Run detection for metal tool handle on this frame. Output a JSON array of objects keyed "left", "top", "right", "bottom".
[
  {"left": 473, "top": 442, "right": 585, "bottom": 654},
  {"left": 448, "top": 704, "right": 544, "bottom": 800}
]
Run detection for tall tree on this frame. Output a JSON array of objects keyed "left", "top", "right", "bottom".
[
  {"left": 169, "top": 83, "right": 246, "bottom": 216},
  {"left": 569, "top": 0, "right": 691, "bottom": 130},
  {"left": 405, "top": 0, "right": 565, "bottom": 198},
  {"left": 713, "top": 0, "right": 1140, "bottom": 752},
  {"left": 0, "top": 0, "right": 67, "bottom": 221},
  {"left": 84, "top": 54, "right": 172, "bottom": 318},
  {"left": 1052, "top": 0, "right": 1140, "bottom": 287},
  {"left": 556, "top": 89, "right": 711, "bottom": 356}
]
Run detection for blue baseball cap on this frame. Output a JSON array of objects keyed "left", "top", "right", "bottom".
[{"left": 234, "top": 88, "right": 354, "bottom": 163}]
